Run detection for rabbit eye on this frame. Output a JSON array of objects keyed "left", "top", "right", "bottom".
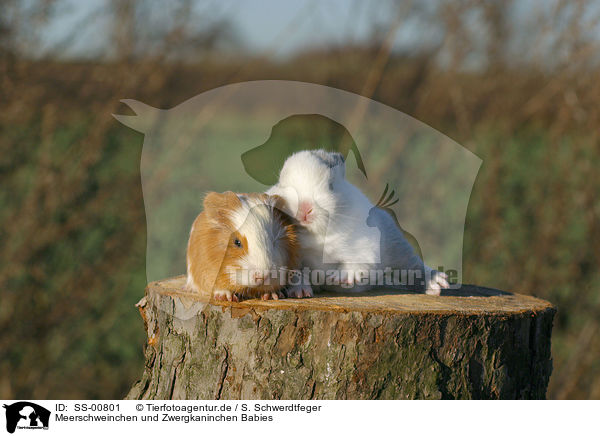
[
  {"left": 329, "top": 182, "right": 334, "bottom": 190},
  {"left": 234, "top": 238, "right": 242, "bottom": 248}
]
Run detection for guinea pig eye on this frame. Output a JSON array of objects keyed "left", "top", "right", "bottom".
[
  {"left": 328, "top": 182, "right": 334, "bottom": 190},
  {"left": 233, "top": 238, "right": 242, "bottom": 248}
]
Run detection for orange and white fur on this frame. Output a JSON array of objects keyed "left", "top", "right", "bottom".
[{"left": 186, "top": 191, "right": 299, "bottom": 301}]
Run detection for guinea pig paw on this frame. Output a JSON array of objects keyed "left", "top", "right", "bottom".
[
  {"left": 286, "top": 284, "right": 314, "bottom": 299},
  {"left": 213, "top": 290, "right": 239, "bottom": 302},
  {"left": 261, "top": 291, "right": 285, "bottom": 301}
]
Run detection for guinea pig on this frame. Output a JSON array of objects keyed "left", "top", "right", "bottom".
[
  {"left": 267, "top": 149, "right": 449, "bottom": 296},
  {"left": 186, "top": 191, "right": 299, "bottom": 301}
]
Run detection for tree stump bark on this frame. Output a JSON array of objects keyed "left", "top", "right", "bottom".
[{"left": 126, "top": 276, "right": 556, "bottom": 400}]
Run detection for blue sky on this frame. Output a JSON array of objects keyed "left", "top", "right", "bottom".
[
  {"left": 30, "top": 0, "right": 588, "bottom": 69},
  {"left": 36, "top": 0, "right": 367, "bottom": 56},
  {"left": 34, "top": 0, "right": 437, "bottom": 59}
]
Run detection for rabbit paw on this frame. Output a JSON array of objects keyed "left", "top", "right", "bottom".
[
  {"left": 339, "top": 266, "right": 370, "bottom": 287},
  {"left": 286, "top": 284, "right": 314, "bottom": 298},
  {"left": 425, "top": 271, "right": 449, "bottom": 296}
]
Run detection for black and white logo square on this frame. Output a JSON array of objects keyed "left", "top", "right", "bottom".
[{"left": 3, "top": 402, "right": 50, "bottom": 433}]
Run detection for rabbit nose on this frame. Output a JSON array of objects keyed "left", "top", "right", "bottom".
[{"left": 297, "top": 201, "right": 313, "bottom": 223}]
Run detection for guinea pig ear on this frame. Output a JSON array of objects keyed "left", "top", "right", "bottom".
[
  {"left": 203, "top": 191, "right": 242, "bottom": 213},
  {"left": 269, "top": 194, "right": 287, "bottom": 211},
  {"left": 269, "top": 194, "right": 296, "bottom": 224}
]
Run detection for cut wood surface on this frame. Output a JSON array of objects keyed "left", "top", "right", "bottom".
[{"left": 126, "top": 275, "right": 556, "bottom": 400}]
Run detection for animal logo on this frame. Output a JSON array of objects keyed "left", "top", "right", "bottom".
[
  {"left": 3, "top": 402, "right": 50, "bottom": 433},
  {"left": 241, "top": 113, "right": 367, "bottom": 185},
  {"left": 113, "top": 80, "right": 481, "bottom": 287}
]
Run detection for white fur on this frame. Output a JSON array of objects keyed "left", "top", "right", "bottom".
[
  {"left": 229, "top": 196, "right": 289, "bottom": 287},
  {"left": 267, "top": 149, "right": 449, "bottom": 295}
]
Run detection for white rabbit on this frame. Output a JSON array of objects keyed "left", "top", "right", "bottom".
[{"left": 267, "top": 149, "right": 449, "bottom": 297}]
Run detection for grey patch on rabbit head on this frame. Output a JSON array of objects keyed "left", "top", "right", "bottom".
[{"left": 311, "top": 149, "right": 345, "bottom": 168}]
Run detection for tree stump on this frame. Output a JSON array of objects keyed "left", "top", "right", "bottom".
[{"left": 126, "top": 276, "right": 556, "bottom": 400}]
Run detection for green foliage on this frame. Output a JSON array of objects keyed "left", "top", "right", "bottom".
[{"left": 0, "top": 116, "right": 147, "bottom": 399}]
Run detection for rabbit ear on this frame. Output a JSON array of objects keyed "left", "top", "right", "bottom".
[{"left": 112, "top": 99, "right": 161, "bottom": 133}]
